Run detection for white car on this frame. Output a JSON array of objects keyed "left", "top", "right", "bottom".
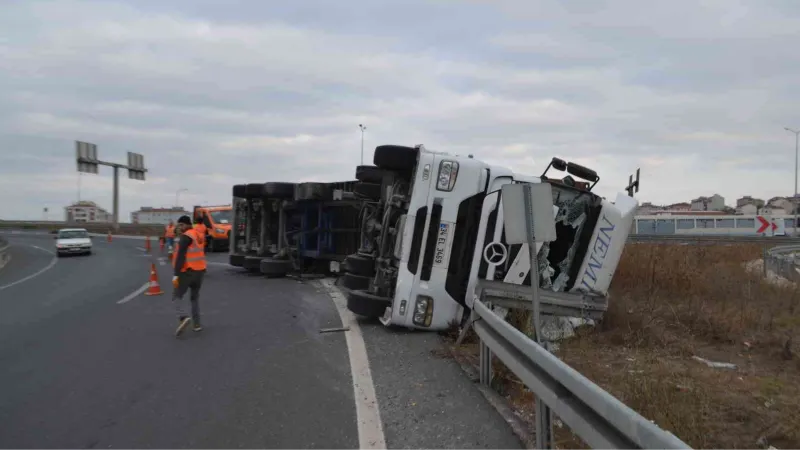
[{"left": 55, "top": 228, "right": 93, "bottom": 256}]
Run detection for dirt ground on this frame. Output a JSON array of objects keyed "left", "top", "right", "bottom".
[{"left": 446, "top": 243, "right": 800, "bottom": 449}]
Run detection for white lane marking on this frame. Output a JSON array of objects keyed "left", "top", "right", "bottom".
[
  {"left": 207, "top": 261, "right": 229, "bottom": 266},
  {"left": 319, "top": 279, "right": 386, "bottom": 450},
  {"left": 117, "top": 283, "right": 150, "bottom": 304},
  {"left": 135, "top": 247, "right": 147, "bottom": 252},
  {"left": 0, "top": 245, "right": 58, "bottom": 292}
]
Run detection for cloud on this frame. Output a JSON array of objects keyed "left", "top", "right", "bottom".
[{"left": 1, "top": 0, "right": 800, "bottom": 220}]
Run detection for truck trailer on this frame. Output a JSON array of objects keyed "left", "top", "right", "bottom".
[
  {"left": 229, "top": 181, "right": 363, "bottom": 277},
  {"left": 340, "top": 145, "right": 638, "bottom": 331}
]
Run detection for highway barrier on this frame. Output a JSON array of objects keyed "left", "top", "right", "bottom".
[
  {"left": 629, "top": 234, "right": 800, "bottom": 245},
  {"left": 467, "top": 285, "right": 691, "bottom": 449},
  {"left": 0, "top": 220, "right": 162, "bottom": 236},
  {"left": 0, "top": 236, "right": 9, "bottom": 271},
  {"left": 764, "top": 244, "right": 800, "bottom": 282}
]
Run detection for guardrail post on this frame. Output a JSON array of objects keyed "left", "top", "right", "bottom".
[
  {"left": 479, "top": 340, "right": 492, "bottom": 386},
  {"left": 763, "top": 244, "right": 768, "bottom": 277}
]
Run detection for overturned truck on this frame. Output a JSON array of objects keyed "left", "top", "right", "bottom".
[
  {"left": 229, "top": 181, "right": 364, "bottom": 277},
  {"left": 339, "top": 145, "right": 638, "bottom": 331}
]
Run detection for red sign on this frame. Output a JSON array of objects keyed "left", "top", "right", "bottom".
[{"left": 756, "top": 216, "right": 778, "bottom": 233}]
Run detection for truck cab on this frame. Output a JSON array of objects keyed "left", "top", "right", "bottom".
[
  {"left": 193, "top": 205, "right": 232, "bottom": 252},
  {"left": 341, "top": 145, "right": 637, "bottom": 331}
]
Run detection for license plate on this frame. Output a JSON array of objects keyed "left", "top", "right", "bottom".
[{"left": 433, "top": 222, "right": 453, "bottom": 267}]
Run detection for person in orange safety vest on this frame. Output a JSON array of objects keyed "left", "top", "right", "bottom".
[
  {"left": 171, "top": 215, "right": 207, "bottom": 336},
  {"left": 193, "top": 214, "right": 207, "bottom": 252},
  {"left": 164, "top": 221, "right": 176, "bottom": 253}
]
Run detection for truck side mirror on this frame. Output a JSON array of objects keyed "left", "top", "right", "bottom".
[{"left": 566, "top": 162, "right": 599, "bottom": 183}]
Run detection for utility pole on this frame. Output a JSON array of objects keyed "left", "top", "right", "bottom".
[
  {"left": 785, "top": 127, "right": 800, "bottom": 235},
  {"left": 75, "top": 141, "right": 148, "bottom": 230},
  {"left": 359, "top": 124, "right": 367, "bottom": 165},
  {"left": 176, "top": 188, "right": 188, "bottom": 209}
]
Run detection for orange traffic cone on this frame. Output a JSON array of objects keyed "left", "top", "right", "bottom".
[
  {"left": 145, "top": 236, "right": 151, "bottom": 253},
  {"left": 107, "top": 231, "right": 113, "bottom": 242},
  {"left": 159, "top": 238, "right": 165, "bottom": 252},
  {"left": 144, "top": 263, "right": 164, "bottom": 296}
]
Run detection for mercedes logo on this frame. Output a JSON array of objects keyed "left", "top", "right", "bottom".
[{"left": 482, "top": 242, "right": 508, "bottom": 266}]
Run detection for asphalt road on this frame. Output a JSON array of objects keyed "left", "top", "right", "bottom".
[{"left": 0, "top": 232, "right": 522, "bottom": 449}]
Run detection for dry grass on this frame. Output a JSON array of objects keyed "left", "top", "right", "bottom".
[{"left": 450, "top": 243, "right": 800, "bottom": 449}]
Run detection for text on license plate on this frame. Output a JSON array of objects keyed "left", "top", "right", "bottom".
[{"left": 433, "top": 223, "right": 449, "bottom": 266}]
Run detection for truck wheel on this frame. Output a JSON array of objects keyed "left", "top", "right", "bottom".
[
  {"left": 243, "top": 256, "right": 263, "bottom": 272},
  {"left": 260, "top": 258, "right": 291, "bottom": 277},
  {"left": 347, "top": 289, "right": 391, "bottom": 319},
  {"left": 355, "top": 165, "right": 384, "bottom": 184},
  {"left": 229, "top": 254, "right": 245, "bottom": 267},
  {"left": 374, "top": 145, "right": 418, "bottom": 171},
  {"left": 262, "top": 182, "right": 296, "bottom": 199},
  {"left": 353, "top": 182, "right": 382, "bottom": 200},
  {"left": 295, "top": 182, "right": 330, "bottom": 201},
  {"left": 245, "top": 183, "right": 265, "bottom": 198},
  {"left": 341, "top": 273, "right": 371, "bottom": 291},
  {"left": 345, "top": 254, "right": 375, "bottom": 277},
  {"left": 233, "top": 184, "right": 247, "bottom": 198}
]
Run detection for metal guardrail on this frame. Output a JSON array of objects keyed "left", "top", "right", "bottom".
[
  {"left": 0, "top": 236, "right": 10, "bottom": 270},
  {"left": 763, "top": 244, "right": 800, "bottom": 282},
  {"left": 0, "top": 220, "right": 162, "bottom": 236},
  {"left": 465, "top": 282, "right": 691, "bottom": 449}
]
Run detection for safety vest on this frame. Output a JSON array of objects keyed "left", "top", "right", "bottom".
[
  {"left": 173, "top": 229, "right": 207, "bottom": 272},
  {"left": 165, "top": 224, "right": 175, "bottom": 238},
  {"left": 193, "top": 223, "right": 207, "bottom": 245}
]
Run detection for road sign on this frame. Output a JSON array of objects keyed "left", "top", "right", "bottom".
[
  {"left": 756, "top": 215, "right": 779, "bottom": 235},
  {"left": 127, "top": 151, "right": 146, "bottom": 181},
  {"left": 76, "top": 141, "right": 99, "bottom": 174}
]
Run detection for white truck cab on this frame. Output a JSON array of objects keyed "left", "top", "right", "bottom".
[{"left": 341, "top": 145, "right": 637, "bottom": 331}]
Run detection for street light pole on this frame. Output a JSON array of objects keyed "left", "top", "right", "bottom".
[
  {"left": 359, "top": 124, "right": 367, "bottom": 165},
  {"left": 785, "top": 127, "right": 800, "bottom": 235},
  {"left": 176, "top": 188, "right": 188, "bottom": 209}
]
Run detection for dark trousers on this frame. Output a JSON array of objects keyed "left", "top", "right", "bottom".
[{"left": 172, "top": 269, "right": 206, "bottom": 324}]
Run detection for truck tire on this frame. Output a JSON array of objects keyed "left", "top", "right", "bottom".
[
  {"left": 355, "top": 165, "right": 384, "bottom": 184},
  {"left": 245, "top": 183, "right": 265, "bottom": 198},
  {"left": 374, "top": 145, "right": 418, "bottom": 171},
  {"left": 353, "top": 182, "right": 382, "bottom": 200},
  {"left": 295, "top": 182, "right": 330, "bottom": 201},
  {"left": 345, "top": 254, "right": 375, "bottom": 277},
  {"left": 261, "top": 182, "right": 296, "bottom": 199},
  {"left": 341, "top": 273, "right": 371, "bottom": 291},
  {"left": 260, "top": 258, "right": 291, "bottom": 277},
  {"left": 347, "top": 289, "right": 391, "bottom": 319},
  {"left": 243, "top": 255, "right": 264, "bottom": 272},
  {"left": 230, "top": 254, "right": 245, "bottom": 267},
  {"left": 233, "top": 184, "right": 247, "bottom": 198}
]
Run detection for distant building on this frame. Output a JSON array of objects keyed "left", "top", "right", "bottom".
[
  {"left": 64, "top": 201, "right": 112, "bottom": 223},
  {"left": 666, "top": 202, "right": 691, "bottom": 212},
  {"left": 736, "top": 196, "right": 765, "bottom": 209},
  {"left": 762, "top": 206, "right": 788, "bottom": 216},
  {"left": 736, "top": 203, "right": 758, "bottom": 215},
  {"left": 131, "top": 207, "right": 190, "bottom": 225},
  {"left": 690, "top": 194, "right": 725, "bottom": 212},
  {"left": 636, "top": 202, "right": 663, "bottom": 215}
]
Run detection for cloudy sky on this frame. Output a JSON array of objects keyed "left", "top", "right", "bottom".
[{"left": 1, "top": 0, "right": 799, "bottom": 220}]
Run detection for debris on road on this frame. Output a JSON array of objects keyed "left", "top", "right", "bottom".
[{"left": 319, "top": 327, "right": 350, "bottom": 334}]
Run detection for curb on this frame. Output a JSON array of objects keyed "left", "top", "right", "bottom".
[{"left": 447, "top": 342, "right": 536, "bottom": 450}]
